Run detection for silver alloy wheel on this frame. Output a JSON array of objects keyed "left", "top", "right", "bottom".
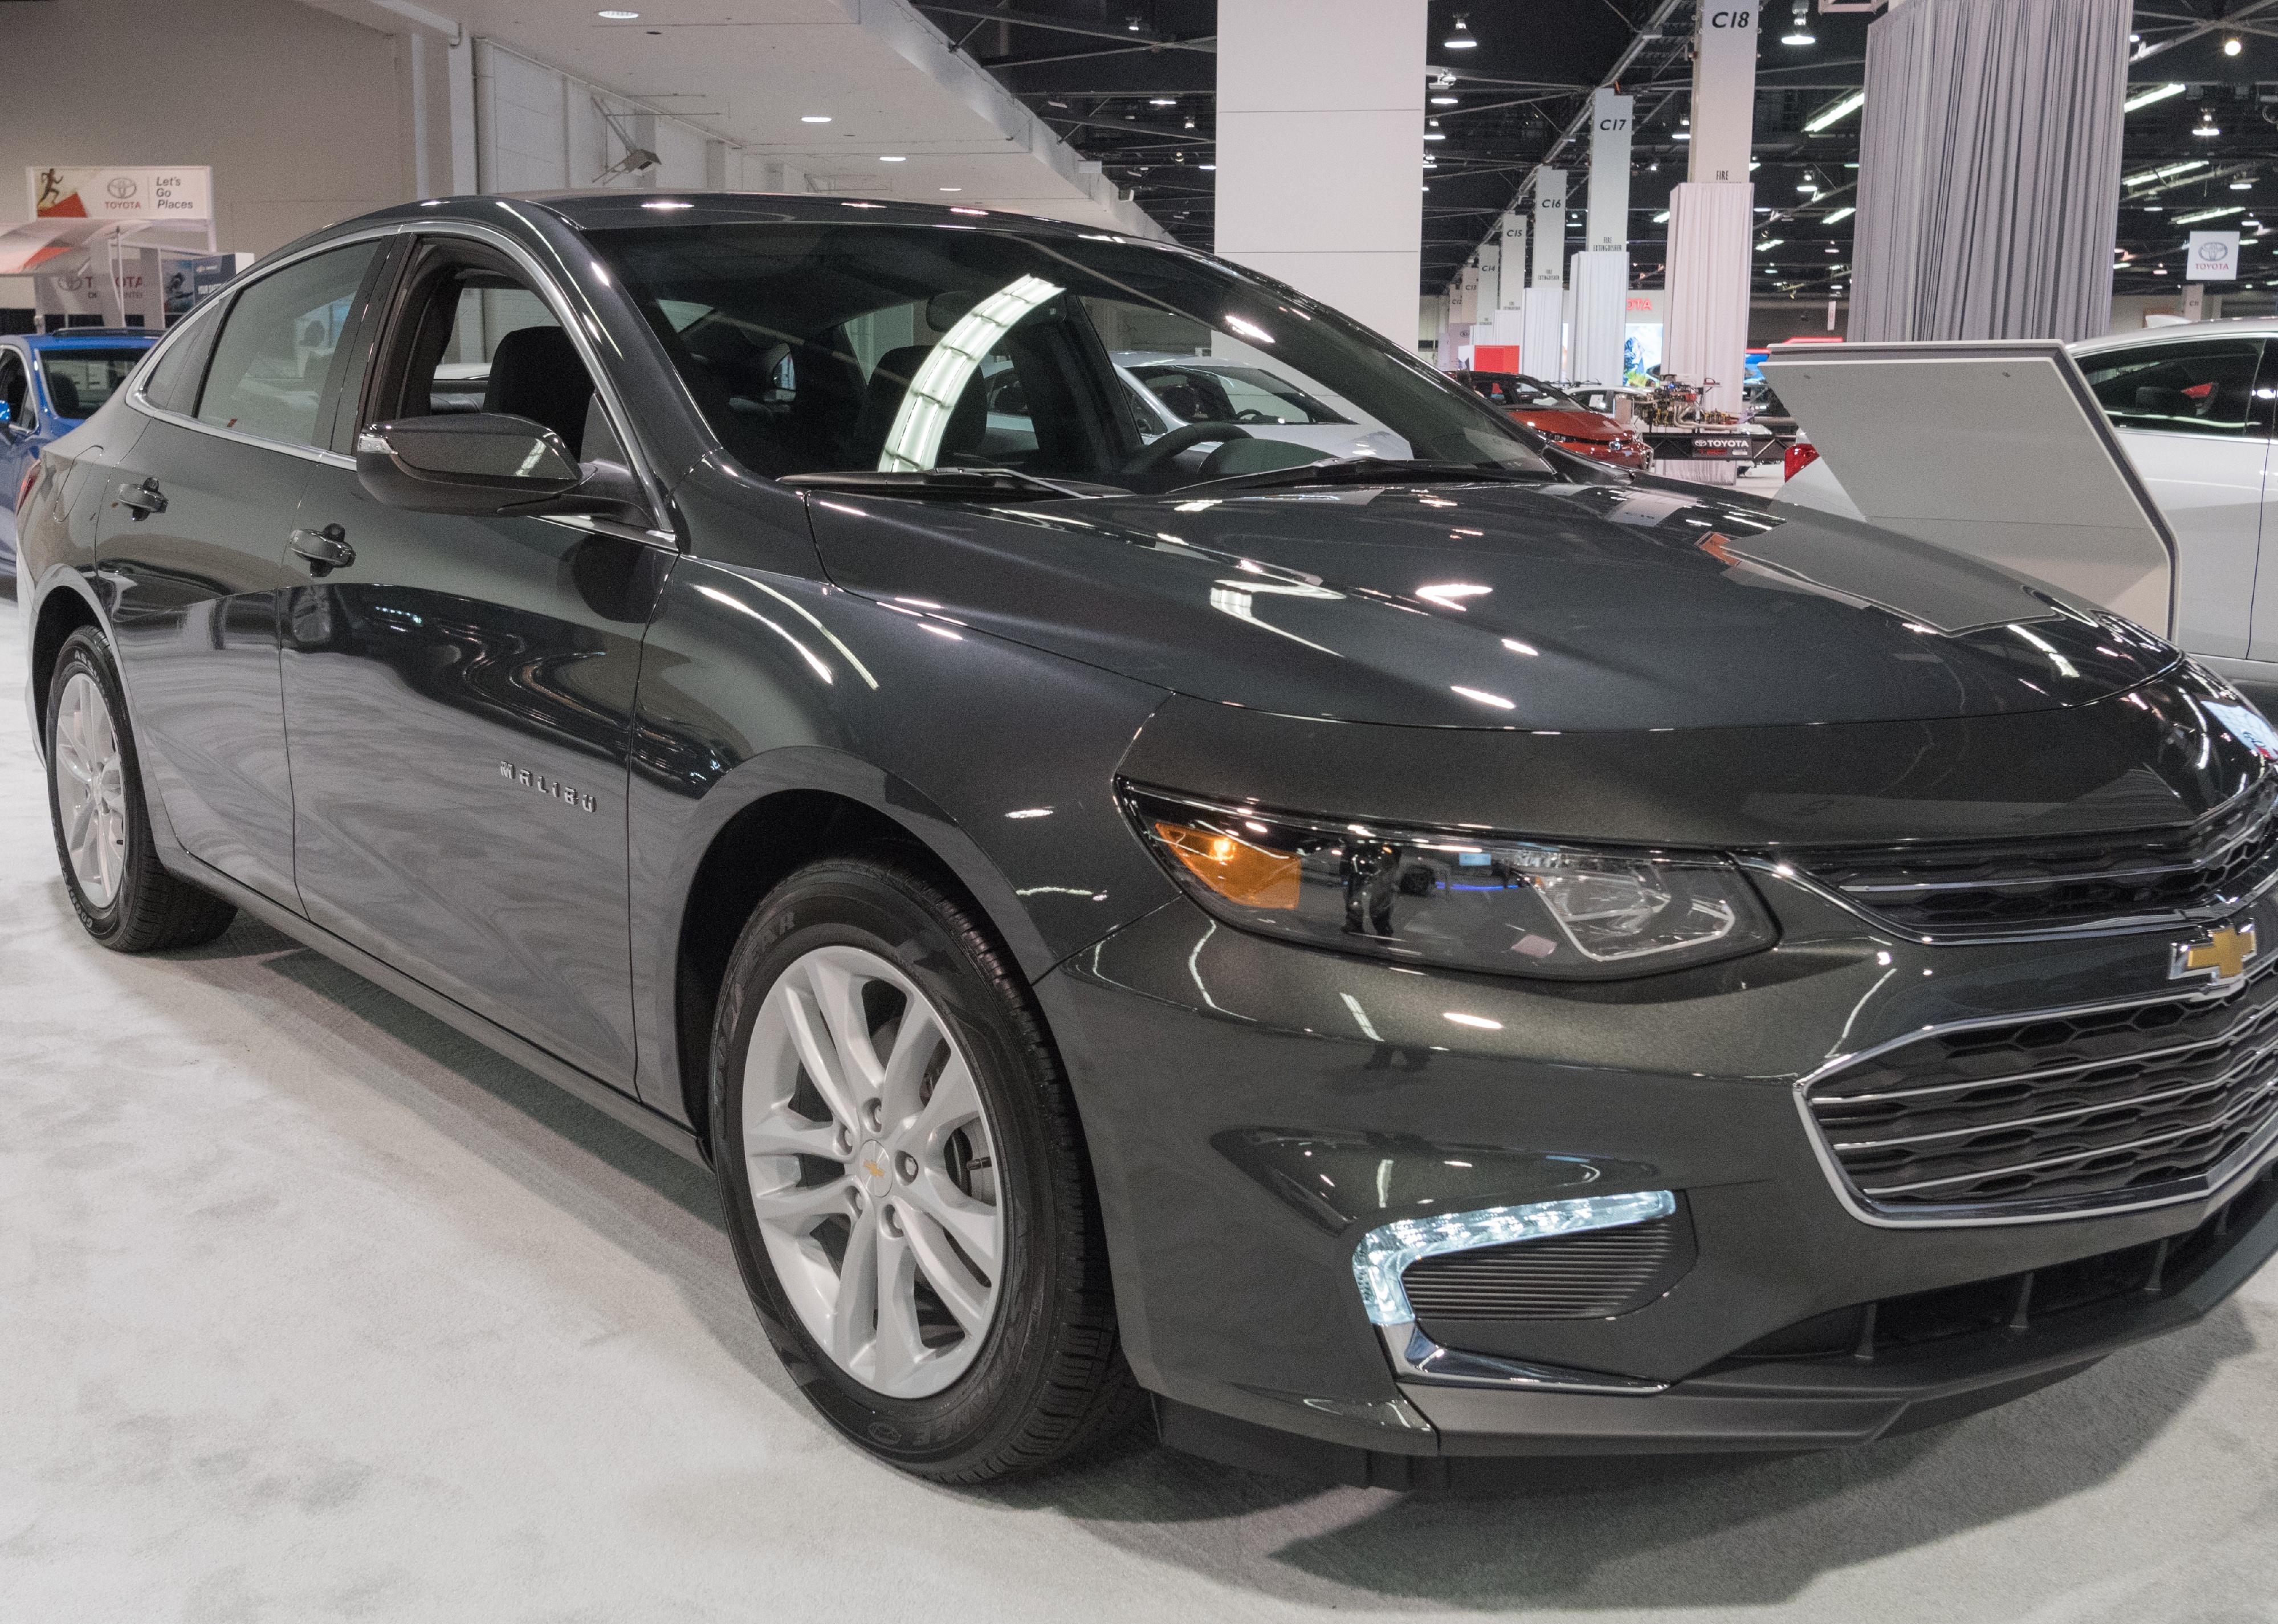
[
  {"left": 742, "top": 943, "right": 1006, "bottom": 1399},
  {"left": 53, "top": 670, "right": 127, "bottom": 910}
]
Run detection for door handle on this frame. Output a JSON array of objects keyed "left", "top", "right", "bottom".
[
  {"left": 117, "top": 476, "right": 167, "bottom": 519},
  {"left": 288, "top": 524, "right": 354, "bottom": 576}
]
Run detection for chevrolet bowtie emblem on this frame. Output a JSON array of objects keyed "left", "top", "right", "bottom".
[{"left": 2173, "top": 923, "right": 2258, "bottom": 986}]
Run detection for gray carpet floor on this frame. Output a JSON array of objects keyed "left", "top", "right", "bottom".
[{"left": 3, "top": 589, "right": 2275, "bottom": 1623}]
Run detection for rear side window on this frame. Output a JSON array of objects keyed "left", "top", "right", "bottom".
[
  {"left": 2083, "top": 338, "right": 2267, "bottom": 438},
  {"left": 195, "top": 240, "right": 378, "bottom": 447},
  {"left": 140, "top": 315, "right": 221, "bottom": 415}
]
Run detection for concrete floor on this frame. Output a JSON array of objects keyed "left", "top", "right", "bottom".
[{"left": 4, "top": 590, "right": 2277, "bottom": 1624}]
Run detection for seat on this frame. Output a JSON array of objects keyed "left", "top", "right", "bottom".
[
  {"left": 483, "top": 325, "right": 594, "bottom": 456},
  {"left": 46, "top": 371, "right": 80, "bottom": 418},
  {"left": 853, "top": 343, "right": 989, "bottom": 467}
]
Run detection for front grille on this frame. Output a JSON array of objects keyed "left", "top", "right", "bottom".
[
  {"left": 1804, "top": 959, "right": 2278, "bottom": 1215},
  {"left": 1796, "top": 781, "right": 2278, "bottom": 939},
  {"left": 1403, "top": 1216, "right": 1682, "bottom": 1320}
]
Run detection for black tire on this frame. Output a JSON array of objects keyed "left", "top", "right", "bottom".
[
  {"left": 711, "top": 852, "right": 1140, "bottom": 1482},
  {"left": 44, "top": 625, "right": 237, "bottom": 952}
]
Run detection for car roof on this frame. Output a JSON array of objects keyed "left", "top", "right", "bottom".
[
  {"left": 2071, "top": 317, "right": 2278, "bottom": 354},
  {"left": 18, "top": 329, "right": 158, "bottom": 351}
]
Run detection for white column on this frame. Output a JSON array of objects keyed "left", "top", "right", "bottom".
[
  {"left": 1664, "top": 1, "right": 1759, "bottom": 416},
  {"left": 1216, "top": 0, "right": 1427, "bottom": 345},
  {"left": 1569, "top": 88, "right": 1635, "bottom": 389},
  {"left": 1522, "top": 169, "right": 1567, "bottom": 379}
]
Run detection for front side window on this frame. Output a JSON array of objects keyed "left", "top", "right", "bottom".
[
  {"left": 2082, "top": 338, "right": 2267, "bottom": 439},
  {"left": 588, "top": 221, "right": 1547, "bottom": 491},
  {"left": 195, "top": 240, "right": 378, "bottom": 448},
  {"left": 0, "top": 352, "right": 31, "bottom": 432},
  {"left": 38, "top": 348, "right": 143, "bottom": 421}
]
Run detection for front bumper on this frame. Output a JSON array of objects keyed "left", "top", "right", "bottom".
[{"left": 1036, "top": 877, "right": 2278, "bottom": 1479}]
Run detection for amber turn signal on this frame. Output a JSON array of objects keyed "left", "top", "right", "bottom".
[{"left": 1152, "top": 821, "right": 1302, "bottom": 910}]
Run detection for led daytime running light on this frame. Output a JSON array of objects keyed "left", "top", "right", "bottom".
[{"left": 1352, "top": 1192, "right": 1677, "bottom": 1326}]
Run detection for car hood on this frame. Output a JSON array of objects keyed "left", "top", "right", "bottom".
[
  {"left": 1510, "top": 408, "right": 1627, "bottom": 442},
  {"left": 802, "top": 475, "right": 2182, "bottom": 732}
]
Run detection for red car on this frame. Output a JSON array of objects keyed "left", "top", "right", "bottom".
[{"left": 1450, "top": 370, "right": 1652, "bottom": 470}]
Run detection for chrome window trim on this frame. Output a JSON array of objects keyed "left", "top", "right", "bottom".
[
  {"left": 125, "top": 212, "right": 679, "bottom": 545},
  {"left": 1792, "top": 967, "right": 2278, "bottom": 1227}
]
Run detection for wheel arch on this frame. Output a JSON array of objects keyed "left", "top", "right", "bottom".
[
  {"left": 658, "top": 751, "right": 1060, "bottom": 1144},
  {"left": 27, "top": 572, "right": 105, "bottom": 756}
]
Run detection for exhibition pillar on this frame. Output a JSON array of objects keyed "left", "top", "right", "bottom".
[
  {"left": 1664, "top": 1, "right": 1759, "bottom": 416},
  {"left": 1522, "top": 169, "right": 1567, "bottom": 380},
  {"left": 1849, "top": 0, "right": 2128, "bottom": 342},
  {"left": 1215, "top": 0, "right": 1427, "bottom": 345},
  {"left": 1568, "top": 87, "right": 1635, "bottom": 389}
]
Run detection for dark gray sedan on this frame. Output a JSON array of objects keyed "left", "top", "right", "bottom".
[{"left": 19, "top": 191, "right": 2278, "bottom": 1486}]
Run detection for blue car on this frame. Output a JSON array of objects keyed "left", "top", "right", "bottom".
[{"left": 1, "top": 329, "right": 157, "bottom": 573}]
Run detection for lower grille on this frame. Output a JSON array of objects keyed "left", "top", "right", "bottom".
[
  {"left": 1731, "top": 1161, "right": 2278, "bottom": 1364},
  {"left": 1404, "top": 1215, "right": 1683, "bottom": 1320},
  {"left": 1804, "top": 958, "right": 2278, "bottom": 1217}
]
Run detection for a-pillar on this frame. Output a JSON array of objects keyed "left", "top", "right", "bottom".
[
  {"left": 1216, "top": 0, "right": 1427, "bottom": 345},
  {"left": 1521, "top": 170, "right": 1567, "bottom": 379},
  {"left": 1569, "top": 87, "right": 1635, "bottom": 387},
  {"left": 1665, "top": 1, "right": 1760, "bottom": 417}
]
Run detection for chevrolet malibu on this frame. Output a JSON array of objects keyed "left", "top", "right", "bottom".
[{"left": 20, "top": 192, "right": 2278, "bottom": 1487}]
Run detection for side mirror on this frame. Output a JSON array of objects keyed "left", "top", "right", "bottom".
[{"left": 356, "top": 413, "right": 645, "bottom": 524}]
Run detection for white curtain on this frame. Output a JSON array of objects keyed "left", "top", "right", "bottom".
[{"left": 1851, "top": 0, "right": 2129, "bottom": 343}]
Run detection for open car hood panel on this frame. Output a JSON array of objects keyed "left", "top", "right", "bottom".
[{"left": 1762, "top": 340, "right": 2178, "bottom": 637}]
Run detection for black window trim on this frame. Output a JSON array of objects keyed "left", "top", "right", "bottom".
[{"left": 1, "top": 345, "right": 36, "bottom": 434}]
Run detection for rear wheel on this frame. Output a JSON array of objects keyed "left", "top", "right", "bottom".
[
  {"left": 44, "top": 626, "right": 235, "bottom": 952},
  {"left": 711, "top": 854, "right": 1138, "bottom": 1480}
]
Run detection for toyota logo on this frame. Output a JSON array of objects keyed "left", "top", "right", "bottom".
[
  {"left": 106, "top": 176, "right": 138, "bottom": 200},
  {"left": 2198, "top": 239, "right": 2231, "bottom": 262}
]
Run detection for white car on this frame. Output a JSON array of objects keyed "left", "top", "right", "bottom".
[{"left": 1780, "top": 320, "right": 2278, "bottom": 701}]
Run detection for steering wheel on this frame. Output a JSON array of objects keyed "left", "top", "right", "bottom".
[{"left": 1120, "top": 421, "right": 1251, "bottom": 478}]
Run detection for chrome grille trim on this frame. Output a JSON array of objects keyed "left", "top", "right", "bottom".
[{"left": 1795, "top": 963, "right": 2278, "bottom": 1227}]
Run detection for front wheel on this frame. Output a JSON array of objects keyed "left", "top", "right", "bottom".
[
  {"left": 711, "top": 854, "right": 1138, "bottom": 1481},
  {"left": 44, "top": 626, "right": 236, "bottom": 952}
]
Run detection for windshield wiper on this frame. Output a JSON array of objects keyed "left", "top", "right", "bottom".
[
  {"left": 780, "top": 468, "right": 1128, "bottom": 502},
  {"left": 1171, "top": 457, "right": 1557, "bottom": 495}
]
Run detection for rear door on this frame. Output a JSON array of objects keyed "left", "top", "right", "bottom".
[
  {"left": 97, "top": 239, "right": 384, "bottom": 905},
  {"left": 0, "top": 346, "right": 32, "bottom": 557},
  {"left": 281, "top": 231, "right": 671, "bottom": 1088},
  {"left": 2076, "top": 335, "right": 2270, "bottom": 660}
]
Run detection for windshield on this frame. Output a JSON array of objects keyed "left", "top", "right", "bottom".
[
  {"left": 38, "top": 346, "right": 144, "bottom": 419},
  {"left": 587, "top": 221, "right": 1550, "bottom": 492},
  {"left": 1464, "top": 373, "right": 1582, "bottom": 411}
]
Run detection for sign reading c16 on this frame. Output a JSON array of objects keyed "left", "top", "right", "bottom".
[{"left": 2189, "top": 230, "right": 2241, "bottom": 282}]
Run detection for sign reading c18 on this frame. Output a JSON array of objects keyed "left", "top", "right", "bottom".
[{"left": 1708, "top": 7, "right": 1755, "bottom": 26}]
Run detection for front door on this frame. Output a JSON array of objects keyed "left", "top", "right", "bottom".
[
  {"left": 0, "top": 346, "right": 37, "bottom": 559},
  {"left": 282, "top": 235, "right": 669, "bottom": 1086},
  {"left": 97, "top": 239, "right": 381, "bottom": 905}
]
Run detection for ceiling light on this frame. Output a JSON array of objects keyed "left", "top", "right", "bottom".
[
  {"left": 1126, "top": 15, "right": 1141, "bottom": 30},
  {"left": 2176, "top": 205, "right": 2243, "bottom": 225},
  {"left": 1804, "top": 91, "right": 1866, "bottom": 133},
  {"left": 2195, "top": 121, "right": 2223, "bottom": 138},
  {"left": 2145, "top": 203, "right": 2165, "bottom": 211},
  {"left": 1674, "top": 132, "right": 1690, "bottom": 141},
  {"left": 2226, "top": 35, "right": 2244, "bottom": 55},
  {"left": 2125, "top": 81, "right": 2188, "bottom": 114},
  {"left": 1150, "top": 97, "right": 1176, "bottom": 106},
  {"left": 1823, "top": 206, "right": 1855, "bottom": 224},
  {"left": 2126, "top": 158, "right": 2206, "bottom": 186},
  {"left": 1652, "top": 210, "right": 1670, "bottom": 223},
  {"left": 597, "top": 7, "right": 639, "bottom": 15},
  {"left": 2234, "top": 179, "right": 2256, "bottom": 190},
  {"left": 1782, "top": 0, "right": 1814, "bottom": 46},
  {"left": 1431, "top": 94, "right": 1459, "bottom": 105},
  {"left": 1425, "top": 121, "right": 1446, "bottom": 140},
  {"left": 801, "top": 115, "right": 832, "bottom": 124},
  {"left": 1444, "top": 14, "right": 1477, "bottom": 48},
  {"left": 939, "top": 186, "right": 961, "bottom": 192},
  {"left": 880, "top": 154, "right": 906, "bottom": 162},
  {"left": 1199, "top": 162, "right": 1216, "bottom": 171},
  {"left": 1184, "top": 116, "right": 1196, "bottom": 129}
]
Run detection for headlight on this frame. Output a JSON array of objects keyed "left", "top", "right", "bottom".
[{"left": 1122, "top": 785, "right": 1777, "bottom": 980}]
